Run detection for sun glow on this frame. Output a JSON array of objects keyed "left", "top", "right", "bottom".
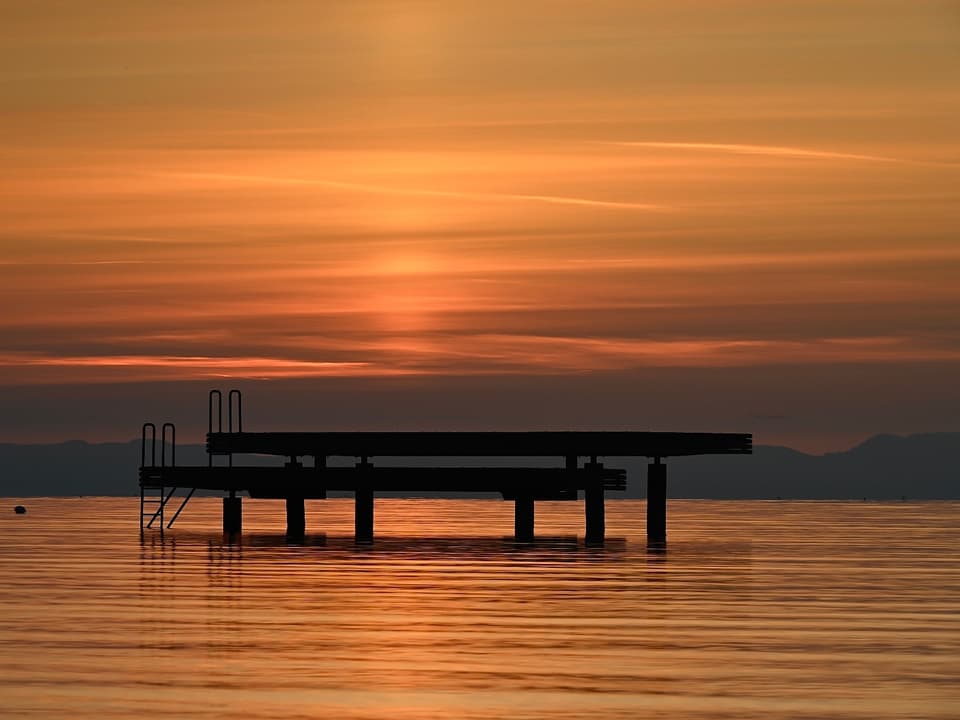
[{"left": 372, "top": 252, "right": 443, "bottom": 277}]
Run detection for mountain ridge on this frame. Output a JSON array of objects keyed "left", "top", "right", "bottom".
[{"left": 1, "top": 432, "right": 957, "bottom": 499}]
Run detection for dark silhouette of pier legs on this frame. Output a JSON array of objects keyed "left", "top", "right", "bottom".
[
  {"left": 514, "top": 495, "right": 535, "bottom": 542},
  {"left": 355, "top": 488, "right": 374, "bottom": 542},
  {"left": 223, "top": 494, "right": 242, "bottom": 534},
  {"left": 647, "top": 458, "right": 666, "bottom": 542},
  {"left": 286, "top": 496, "right": 305, "bottom": 538},
  {"left": 585, "top": 484, "right": 605, "bottom": 544},
  {"left": 282, "top": 457, "right": 306, "bottom": 538}
]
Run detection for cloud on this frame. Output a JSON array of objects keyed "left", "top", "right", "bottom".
[
  {"left": 0, "top": 353, "right": 410, "bottom": 382},
  {"left": 0, "top": 260, "right": 164, "bottom": 266},
  {"left": 595, "top": 141, "right": 906, "bottom": 164},
  {"left": 167, "top": 172, "right": 668, "bottom": 212},
  {"left": 3, "top": 334, "right": 958, "bottom": 385}
]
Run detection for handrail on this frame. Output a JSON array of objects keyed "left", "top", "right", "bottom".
[
  {"left": 161, "top": 423, "right": 176, "bottom": 467},
  {"left": 208, "top": 389, "right": 222, "bottom": 434},
  {"left": 141, "top": 423, "right": 156, "bottom": 468},
  {"left": 228, "top": 389, "right": 242, "bottom": 433}
]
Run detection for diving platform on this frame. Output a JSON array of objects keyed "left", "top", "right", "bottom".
[
  {"left": 139, "top": 389, "right": 752, "bottom": 544},
  {"left": 207, "top": 430, "right": 753, "bottom": 459}
]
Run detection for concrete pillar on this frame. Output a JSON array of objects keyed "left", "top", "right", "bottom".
[
  {"left": 223, "top": 496, "right": 242, "bottom": 534},
  {"left": 355, "top": 488, "right": 374, "bottom": 542},
  {"left": 514, "top": 495, "right": 535, "bottom": 542},
  {"left": 585, "top": 484, "right": 605, "bottom": 544},
  {"left": 286, "top": 496, "right": 305, "bottom": 538},
  {"left": 647, "top": 459, "right": 667, "bottom": 542}
]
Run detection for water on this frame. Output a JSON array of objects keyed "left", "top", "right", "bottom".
[{"left": 0, "top": 498, "right": 957, "bottom": 719}]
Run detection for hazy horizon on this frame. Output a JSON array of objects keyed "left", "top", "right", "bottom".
[{"left": 3, "top": 416, "right": 958, "bottom": 458}]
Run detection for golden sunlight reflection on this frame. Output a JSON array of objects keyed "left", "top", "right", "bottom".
[{"left": 1, "top": 499, "right": 958, "bottom": 719}]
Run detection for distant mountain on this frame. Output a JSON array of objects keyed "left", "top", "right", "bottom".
[
  {"left": 0, "top": 441, "right": 284, "bottom": 497},
  {"left": 0, "top": 433, "right": 957, "bottom": 499},
  {"left": 651, "top": 433, "right": 959, "bottom": 499}
]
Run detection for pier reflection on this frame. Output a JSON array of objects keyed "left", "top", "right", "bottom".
[{"left": 139, "top": 530, "right": 630, "bottom": 559}]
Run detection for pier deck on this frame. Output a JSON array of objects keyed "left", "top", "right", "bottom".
[
  {"left": 139, "top": 390, "right": 752, "bottom": 544},
  {"left": 207, "top": 430, "right": 752, "bottom": 459}
]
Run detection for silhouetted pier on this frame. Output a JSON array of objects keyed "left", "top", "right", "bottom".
[{"left": 140, "top": 390, "right": 752, "bottom": 543}]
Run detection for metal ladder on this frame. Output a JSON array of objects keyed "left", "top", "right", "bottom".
[
  {"left": 139, "top": 389, "right": 242, "bottom": 532},
  {"left": 139, "top": 421, "right": 194, "bottom": 532}
]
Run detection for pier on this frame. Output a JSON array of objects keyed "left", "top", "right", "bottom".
[{"left": 140, "top": 390, "right": 752, "bottom": 543}]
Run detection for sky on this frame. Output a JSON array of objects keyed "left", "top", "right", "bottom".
[{"left": 1, "top": 1, "right": 959, "bottom": 451}]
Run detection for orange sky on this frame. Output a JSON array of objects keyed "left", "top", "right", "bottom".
[{"left": 1, "top": 1, "right": 959, "bottom": 450}]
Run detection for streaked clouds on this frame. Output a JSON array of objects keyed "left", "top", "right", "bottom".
[
  {"left": 1, "top": 0, "right": 959, "bottom": 448},
  {"left": 594, "top": 141, "right": 907, "bottom": 164}
]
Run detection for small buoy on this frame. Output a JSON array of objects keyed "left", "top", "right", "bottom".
[{"left": 14, "top": 505, "right": 26, "bottom": 514}]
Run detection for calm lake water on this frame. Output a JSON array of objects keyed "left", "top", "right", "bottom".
[{"left": 0, "top": 498, "right": 957, "bottom": 719}]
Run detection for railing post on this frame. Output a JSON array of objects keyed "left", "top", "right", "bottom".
[
  {"left": 208, "top": 390, "right": 222, "bottom": 468},
  {"left": 161, "top": 423, "right": 175, "bottom": 467},
  {"left": 228, "top": 389, "right": 242, "bottom": 433},
  {"left": 208, "top": 390, "right": 222, "bottom": 433},
  {"left": 141, "top": 423, "right": 156, "bottom": 468}
]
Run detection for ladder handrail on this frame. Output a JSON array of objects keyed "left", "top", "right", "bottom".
[
  {"left": 208, "top": 389, "right": 223, "bottom": 434},
  {"left": 228, "top": 389, "right": 242, "bottom": 433},
  {"left": 141, "top": 423, "right": 156, "bottom": 468},
  {"left": 161, "top": 423, "right": 176, "bottom": 467}
]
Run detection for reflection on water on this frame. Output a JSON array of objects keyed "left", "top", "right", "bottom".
[{"left": 0, "top": 498, "right": 957, "bottom": 719}]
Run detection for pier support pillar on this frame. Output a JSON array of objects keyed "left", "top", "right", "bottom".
[
  {"left": 286, "top": 496, "right": 305, "bottom": 538},
  {"left": 647, "top": 458, "right": 667, "bottom": 542},
  {"left": 355, "top": 488, "right": 374, "bottom": 543},
  {"left": 514, "top": 495, "right": 535, "bottom": 542},
  {"left": 223, "top": 495, "right": 242, "bottom": 534},
  {"left": 585, "top": 484, "right": 605, "bottom": 544}
]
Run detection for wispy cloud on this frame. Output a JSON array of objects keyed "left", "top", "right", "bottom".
[
  {"left": 0, "top": 260, "right": 164, "bottom": 267},
  {"left": 596, "top": 141, "right": 906, "bottom": 164},
  {"left": 3, "top": 334, "right": 958, "bottom": 385},
  {"left": 167, "top": 172, "right": 668, "bottom": 211},
  {"left": 0, "top": 353, "right": 411, "bottom": 381}
]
